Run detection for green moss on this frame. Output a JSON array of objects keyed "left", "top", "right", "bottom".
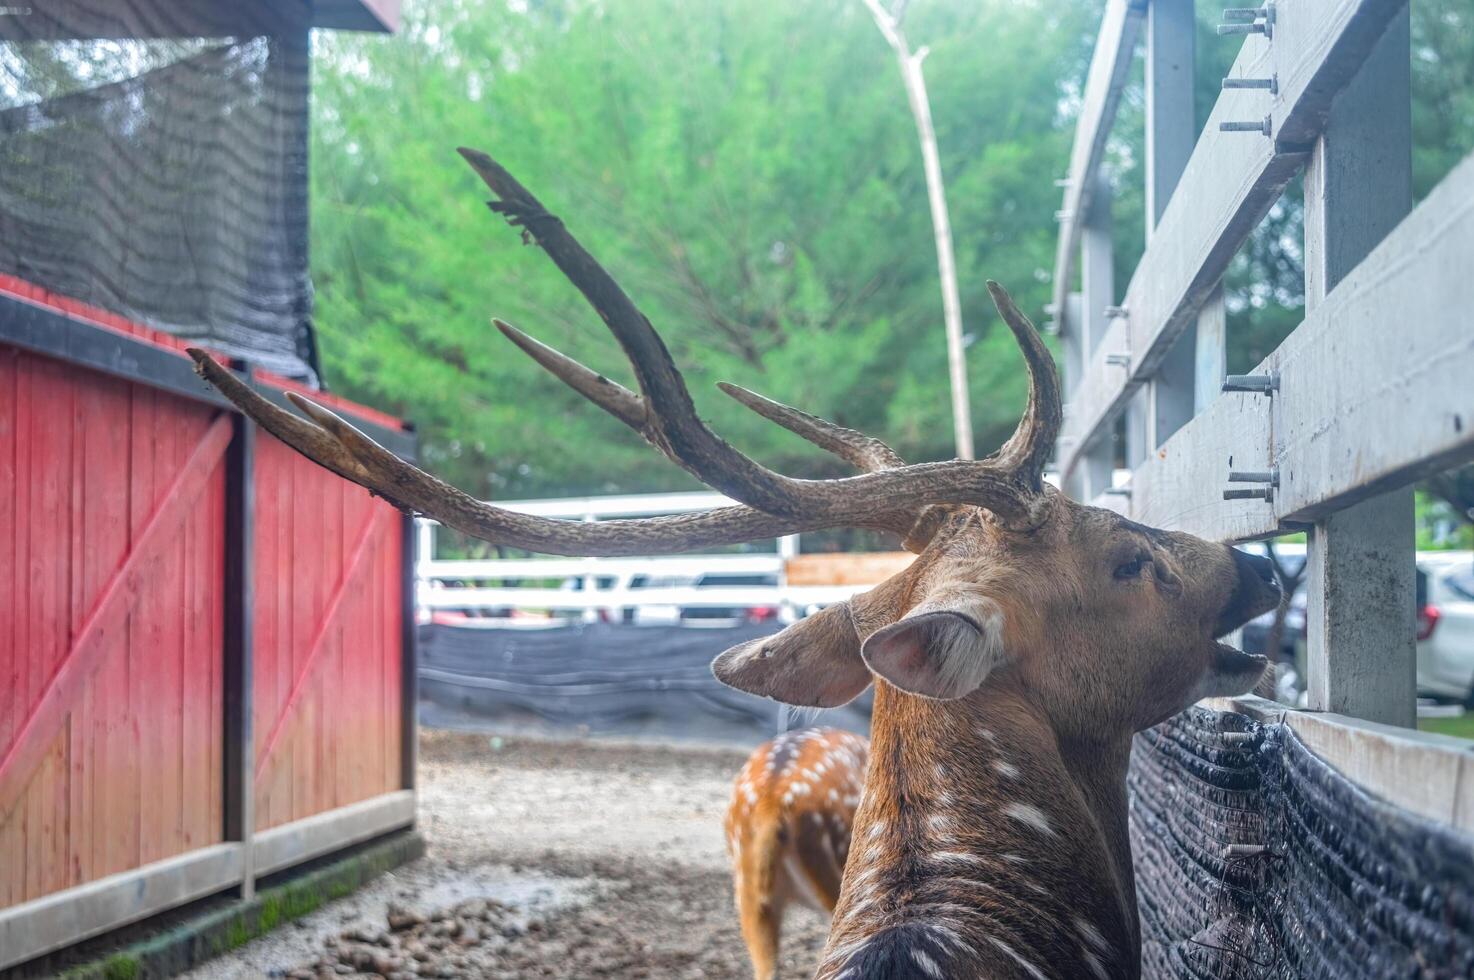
[
  {"left": 223, "top": 919, "right": 251, "bottom": 951},
  {"left": 101, "top": 954, "right": 140, "bottom": 980}
]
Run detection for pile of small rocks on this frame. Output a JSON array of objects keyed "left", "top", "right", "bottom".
[{"left": 286, "top": 897, "right": 542, "bottom": 980}]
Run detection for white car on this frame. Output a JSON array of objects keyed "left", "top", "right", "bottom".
[{"left": 1414, "top": 551, "right": 1474, "bottom": 703}]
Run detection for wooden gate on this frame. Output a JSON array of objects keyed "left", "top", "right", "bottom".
[{"left": 0, "top": 276, "right": 418, "bottom": 968}]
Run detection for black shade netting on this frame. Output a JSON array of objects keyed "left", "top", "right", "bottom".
[
  {"left": 0, "top": 2, "right": 319, "bottom": 381},
  {"left": 417, "top": 621, "right": 872, "bottom": 738},
  {"left": 1129, "top": 706, "right": 1474, "bottom": 979}
]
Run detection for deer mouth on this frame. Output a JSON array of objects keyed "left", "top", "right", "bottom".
[{"left": 1212, "top": 641, "right": 1268, "bottom": 678}]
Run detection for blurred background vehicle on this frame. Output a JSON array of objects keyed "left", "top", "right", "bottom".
[{"left": 1238, "top": 547, "right": 1474, "bottom": 708}]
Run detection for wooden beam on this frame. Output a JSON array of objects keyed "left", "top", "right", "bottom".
[
  {"left": 1302, "top": 9, "right": 1415, "bottom": 728},
  {"left": 0, "top": 844, "right": 243, "bottom": 970},
  {"left": 1210, "top": 696, "right": 1474, "bottom": 833},
  {"left": 0, "top": 414, "right": 233, "bottom": 822},
  {"left": 1050, "top": 0, "right": 1147, "bottom": 339},
  {"left": 252, "top": 791, "right": 414, "bottom": 878},
  {"left": 1059, "top": 0, "right": 1410, "bottom": 480},
  {"left": 400, "top": 510, "right": 419, "bottom": 793},
  {"left": 223, "top": 390, "right": 257, "bottom": 898}
]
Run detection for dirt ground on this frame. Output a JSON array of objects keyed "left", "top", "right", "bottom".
[{"left": 187, "top": 731, "right": 830, "bottom": 979}]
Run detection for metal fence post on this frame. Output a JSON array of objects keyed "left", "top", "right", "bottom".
[
  {"left": 223, "top": 366, "right": 256, "bottom": 899},
  {"left": 1302, "top": 7, "right": 1415, "bottom": 727}
]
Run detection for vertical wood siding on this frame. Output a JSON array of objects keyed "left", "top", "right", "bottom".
[
  {"left": 0, "top": 346, "right": 226, "bottom": 907},
  {"left": 1, "top": 316, "right": 408, "bottom": 910},
  {"left": 251, "top": 432, "right": 404, "bottom": 831}
]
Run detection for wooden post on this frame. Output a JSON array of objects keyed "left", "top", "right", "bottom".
[
  {"left": 400, "top": 509, "right": 419, "bottom": 794},
  {"left": 223, "top": 367, "right": 256, "bottom": 900},
  {"left": 1077, "top": 169, "right": 1117, "bottom": 498},
  {"left": 1144, "top": 0, "right": 1197, "bottom": 449},
  {"left": 1302, "top": 8, "right": 1414, "bottom": 728}
]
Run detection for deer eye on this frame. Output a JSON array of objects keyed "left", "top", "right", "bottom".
[{"left": 1113, "top": 552, "right": 1150, "bottom": 580}]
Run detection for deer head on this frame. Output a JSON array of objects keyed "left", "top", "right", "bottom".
[{"left": 188, "top": 149, "right": 1280, "bottom": 978}]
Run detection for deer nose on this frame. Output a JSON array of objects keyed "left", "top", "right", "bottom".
[{"left": 1239, "top": 551, "right": 1277, "bottom": 590}]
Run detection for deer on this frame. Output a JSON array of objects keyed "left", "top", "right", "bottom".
[
  {"left": 188, "top": 146, "right": 1281, "bottom": 979},
  {"left": 726, "top": 727, "right": 870, "bottom": 980}
]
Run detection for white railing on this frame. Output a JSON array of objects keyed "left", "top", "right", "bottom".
[{"left": 415, "top": 491, "right": 869, "bottom": 620}]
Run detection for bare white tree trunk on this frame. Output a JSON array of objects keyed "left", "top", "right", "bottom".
[{"left": 862, "top": 0, "right": 974, "bottom": 459}]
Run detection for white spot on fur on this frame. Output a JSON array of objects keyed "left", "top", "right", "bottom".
[
  {"left": 1003, "top": 801, "right": 1057, "bottom": 837},
  {"left": 911, "top": 948, "right": 943, "bottom": 978},
  {"left": 929, "top": 850, "right": 986, "bottom": 865},
  {"left": 994, "top": 759, "right": 1021, "bottom": 779},
  {"left": 868, "top": 820, "right": 887, "bottom": 839},
  {"left": 927, "top": 813, "right": 952, "bottom": 832},
  {"left": 987, "top": 936, "right": 1048, "bottom": 980},
  {"left": 1083, "top": 949, "right": 1110, "bottom": 980}
]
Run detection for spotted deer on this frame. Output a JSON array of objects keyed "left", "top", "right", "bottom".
[
  {"left": 726, "top": 727, "right": 869, "bottom": 980},
  {"left": 190, "top": 147, "right": 1282, "bottom": 979}
]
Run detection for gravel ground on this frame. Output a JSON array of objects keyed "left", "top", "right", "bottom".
[{"left": 187, "top": 730, "right": 830, "bottom": 979}]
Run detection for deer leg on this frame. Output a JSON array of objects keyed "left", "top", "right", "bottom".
[{"left": 735, "top": 816, "right": 787, "bottom": 980}]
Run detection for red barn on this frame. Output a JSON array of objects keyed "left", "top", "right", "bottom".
[{"left": 0, "top": 1, "right": 415, "bottom": 970}]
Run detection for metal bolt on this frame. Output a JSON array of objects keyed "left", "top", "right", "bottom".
[
  {"left": 1223, "top": 487, "right": 1274, "bottom": 502},
  {"left": 1228, "top": 468, "right": 1279, "bottom": 486},
  {"left": 1221, "top": 731, "right": 1257, "bottom": 745},
  {"left": 1222, "top": 843, "right": 1269, "bottom": 860},
  {"left": 1103, "top": 305, "right": 1128, "bottom": 319},
  {"left": 1220, "top": 6, "right": 1268, "bottom": 22},
  {"left": 1217, "top": 21, "right": 1267, "bottom": 35},
  {"left": 1103, "top": 486, "right": 1132, "bottom": 498},
  {"left": 1054, "top": 177, "right": 1074, "bottom": 188},
  {"left": 1220, "top": 116, "right": 1272, "bottom": 136},
  {"left": 1222, "top": 372, "right": 1278, "bottom": 393},
  {"left": 1222, "top": 75, "right": 1278, "bottom": 95},
  {"left": 1054, "top": 209, "right": 1073, "bottom": 222},
  {"left": 1105, "top": 353, "right": 1131, "bottom": 367}
]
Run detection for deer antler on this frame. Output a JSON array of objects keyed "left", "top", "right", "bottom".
[{"left": 190, "top": 149, "right": 1062, "bottom": 557}]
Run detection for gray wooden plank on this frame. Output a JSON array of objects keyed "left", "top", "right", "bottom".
[{"left": 1050, "top": 0, "right": 1146, "bottom": 338}]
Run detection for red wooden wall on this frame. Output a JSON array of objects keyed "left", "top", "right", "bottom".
[
  {"left": 0, "top": 350, "right": 227, "bottom": 907},
  {"left": 252, "top": 434, "right": 404, "bottom": 830},
  {"left": 0, "top": 279, "right": 411, "bottom": 909}
]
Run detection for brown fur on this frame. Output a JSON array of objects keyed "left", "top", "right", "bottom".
[
  {"left": 724, "top": 728, "right": 870, "bottom": 980},
  {"left": 713, "top": 496, "right": 1281, "bottom": 979}
]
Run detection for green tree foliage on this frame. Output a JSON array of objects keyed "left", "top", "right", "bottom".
[{"left": 310, "top": 0, "right": 1094, "bottom": 497}]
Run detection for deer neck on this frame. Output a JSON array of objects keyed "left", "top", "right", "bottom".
[{"left": 818, "top": 680, "right": 1139, "bottom": 980}]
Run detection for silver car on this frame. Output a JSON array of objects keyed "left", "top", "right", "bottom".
[{"left": 1414, "top": 552, "right": 1474, "bottom": 703}]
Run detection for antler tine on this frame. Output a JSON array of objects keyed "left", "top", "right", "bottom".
[
  {"left": 494, "top": 319, "right": 646, "bottom": 430},
  {"left": 716, "top": 382, "right": 905, "bottom": 474},
  {"left": 459, "top": 147, "right": 827, "bottom": 520},
  {"left": 187, "top": 350, "right": 817, "bottom": 556},
  {"left": 984, "top": 281, "right": 1062, "bottom": 493}
]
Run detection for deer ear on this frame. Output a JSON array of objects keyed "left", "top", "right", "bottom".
[
  {"left": 861, "top": 595, "right": 1008, "bottom": 700},
  {"left": 711, "top": 601, "right": 871, "bottom": 707}
]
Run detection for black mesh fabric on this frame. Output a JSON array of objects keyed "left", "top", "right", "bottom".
[
  {"left": 0, "top": 2, "right": 318, "bottom": 380},
  {"left": 418, "top": 621, "right": 872, "bottom": 737},
  {"left": 1129, "top": 706, "right": 1474, "bottom": 979}
]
